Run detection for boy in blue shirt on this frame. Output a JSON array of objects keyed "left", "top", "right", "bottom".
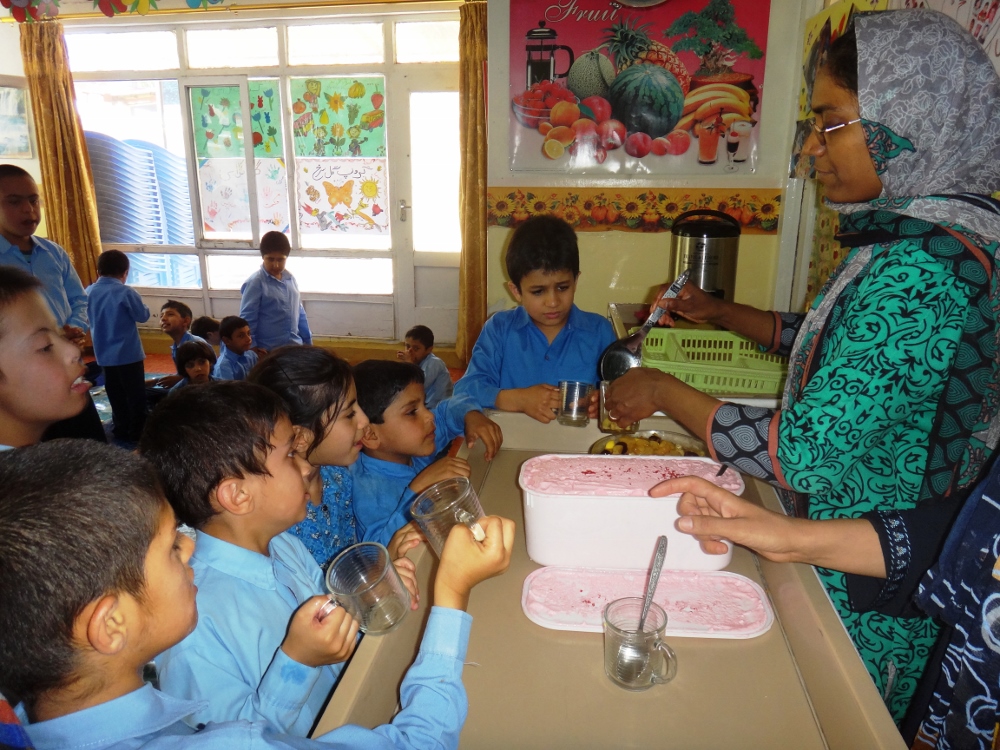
[
  {"left": 400, "top": 325, "right": 452, "bottom": 409},
  {"left": 351, "top": 360, "right": 502, "bottom": 547},
  {"left": 190, "top": 315, "right": 221, "bottom": 350},
  {"left": 152, "top": 300, "right": 208, "bottom": 390},
  {"left": 239, "top": 231, "right": 312, "bottom": 354},
  {"left": 169, "top": 341, "right": 216, "bottom": 392},
  {"left": 139, "top": 381, "right": 356, "bottom": 735},
  {"left": 0, "top": 439, "right": 515, "bottom": 750},
  {"left": 87, "top": 250, "right": 150, "bottom": 442},
  {"left": 453, "top": 214, "right": 616, "bottom": 423},
  {"left": 212, "top": 315, "right": 258, "bottom": 381}
]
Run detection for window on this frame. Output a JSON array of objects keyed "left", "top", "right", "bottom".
[{"left": 67, "top": 12, "right": 460, "bottom": 341}]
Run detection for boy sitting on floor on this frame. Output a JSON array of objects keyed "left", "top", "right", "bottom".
[
  {"left": 453, "top": 214, "right": 616, "bottom": 423},
  {"left": 351, "top": 359, "right": 502, "bottom": 547},
  {"left": 170, "top": 340, "right": 217, "bottom": 392},
  {"left": 0, "top": 266, "right": 92, "bottom": 449},
  {"left": 0, "top": 439, "right": 514, "bottom": 750},
  {"left": 151, "top": 300, "right": 208, "bottom": 390},
  {"left": 190, "top": 315, "right": 221, "bottom": 349},
  {"left": 399, "top": 325, "right": 452, "bottom": 409},
  {"left": 212, "top": 315, "right": 258, "bottom": 381}
]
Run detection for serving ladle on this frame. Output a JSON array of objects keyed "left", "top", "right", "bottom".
[
  {"left": 598, "top": 269, "right": 691, "bottom": 382},
  {"left": 615, "top": 535, "right": 668, "bottom": 684}
]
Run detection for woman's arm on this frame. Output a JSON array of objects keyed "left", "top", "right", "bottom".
[
  {"left": 661, "top": 476, "right": 887, "bottom": 577},
  {"left": 654, "top": 282, "right": 776, "bottom": 347},
  {"left": 603, "top": 367, "right": 721, "bottom": 440}
]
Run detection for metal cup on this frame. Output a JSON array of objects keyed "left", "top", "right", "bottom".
[
  {"left": 598, "top": 380, "right": 638, "bottom": 434},
  {"left": 325, "top": 542, "right": 410, "bottom": 635},
  {"left": 603, "top": 597, "right": 677, "bottom": 691},
  {"left": 410, "top": 476, "right": 486, "bottom": 557},
  {"left": 557, "top": 380, "right": 594, "bottom": 427}
]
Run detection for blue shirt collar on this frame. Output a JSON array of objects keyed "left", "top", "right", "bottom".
[
  {"left": 20, "top": 685, "right": 203, "bottom": 749},
  {"left": 192, "top": 530, "right": 280, "bottom": 590},
  {"left": 259, "top": 265, "right": 291, "bottom": 284},
  {"left": 358, "top": 450, "right": 415, "bottom": 475},
  {"left": 0, "top": 234, "right": 40, "bottom": 255},
  {"left": 94, "top": 276, "right": 123, "bottom": 286}
]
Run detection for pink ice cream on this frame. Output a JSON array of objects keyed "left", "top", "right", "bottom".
[
  {"left": 519, "top": 455, "right": 744, "bottom": 496},
  {"left": 521, "top": 566, "right": 772, "bottom": 638}
]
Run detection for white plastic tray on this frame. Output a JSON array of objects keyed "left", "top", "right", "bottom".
[{"left": 521, "top": 565, "right": 773, "bottom": 639}]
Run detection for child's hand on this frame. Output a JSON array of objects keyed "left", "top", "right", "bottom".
[
  {"left": 410, "top": 457, "right": 471, "bottom": 495},
  {"left": 393, "top": 556, "right": 421, "bottom": 610},
  {"left": 463, "top": 411, "right": 503, "bottom": 461},
  {"left": 434, "top": 516, "right": 515, "bottom": 611},
  {"left": 396, "top": 350, "right": 407, "bottom": 361},
  {"left": 497, "top": 385, "right": 561, "bottom": 423},
  {"left": 388, "top": 521, "right": 425, "bottom": 560},
  {"left": 281, "top": 595, "right": 360, "bottom": 667}
]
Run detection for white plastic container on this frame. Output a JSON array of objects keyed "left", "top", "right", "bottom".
[{"left": 518, "top": 455, "right": 743, "bottom": 570}]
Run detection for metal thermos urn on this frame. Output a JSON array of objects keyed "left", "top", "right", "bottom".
[{"left": 669, "top": 210, "right": 741, "bottom": 301}]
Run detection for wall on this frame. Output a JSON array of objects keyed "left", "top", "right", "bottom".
[{"left": 486, "top": 0, "right": 816, "bottom": 315}]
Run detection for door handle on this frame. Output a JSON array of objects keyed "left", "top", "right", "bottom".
[{"left": 399, "top": 199, "right": 412, "bottom": 222}]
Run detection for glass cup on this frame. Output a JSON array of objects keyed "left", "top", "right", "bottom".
[
  {"left": 410, "top": 476, "right": 486, "bottom": 557},
  {"left": 697, "top": 121, "right": 721, "bottom": 165},
  {"left": 558, "top": 380, "right": 594, "bottom": 427},
  {"left": 598, "top": 380, "right": 638, "bottom": 434},
  {"left": 324, "top": 542, "right": 410, "bottom": 635},
  {"left": 603, "top": 597, "right": 677, "bottom": 691}
]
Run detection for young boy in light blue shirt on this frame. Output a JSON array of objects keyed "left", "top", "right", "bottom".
[
  {"left": 351, "top": 360, "right": 502, "bottom": 547},
  {"left": 139, "top": 381, "right": 358, "bottom": 735},
  {"left": 87, "top": 250, "right": 150, "bottom": 442},
  {"left": 212, "top": 315, "right": 259, "bottom": 381},
  {"left": 400, "top": 325, "right": 452, "bottom": 409},
  {"left": 239, "top": 231, "right": 311, "bottom": 353},
  {"left": 1, "top": 439, "right": 515, "bottom": 750},
  {"left": 453, "top": 214, "right": 616, "bottom": 423}
]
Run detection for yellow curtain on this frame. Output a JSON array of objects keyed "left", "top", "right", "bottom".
[
  {"left": 20, "top": 21, "right": 102, "bottom": 288},
  {"left": 456, "top": 0, "right": 488, "bottom": 364}
]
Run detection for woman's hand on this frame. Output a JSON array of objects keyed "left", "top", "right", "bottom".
[
  {"left": 652, "top": 282, "right": 727, "bottom": 326},
  {"left": 604, "top": 368, "right": 671, "bottom": 425}
]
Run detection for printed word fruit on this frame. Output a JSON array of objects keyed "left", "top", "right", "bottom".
[{"left": 624, "top": 132, "right": 653, "bottom": 158}]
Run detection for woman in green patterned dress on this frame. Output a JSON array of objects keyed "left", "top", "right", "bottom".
[{"left": 605, "top": 10, "right": 1000, "bottom": 723}]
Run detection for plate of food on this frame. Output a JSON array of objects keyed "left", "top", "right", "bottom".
[{"left": 589, "top": 430, "right": 708, "bottom": 457}]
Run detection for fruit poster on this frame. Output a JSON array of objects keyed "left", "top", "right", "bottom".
[
  {"left": 289, "top": 77, "right": 387, "bottom": 159},
  {"left": 508, "top": 0, "right": 770, "bottom": 174}
]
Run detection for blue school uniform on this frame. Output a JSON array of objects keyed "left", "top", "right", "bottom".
[
  {"left": 453, "top": 305, "right": 616, "bottom": 408},
  {"left": 20, "top": 607, "right": 471, "bottom": 750},
  {"left": 212, "top": 346, "right": 259, "bottom": 381},
  {"left": 419, "top": 353, "right": 453, "bottom": 409},
  {"left": 239, "top": 266, "right": 312, "bottom": 351},
  {"left": 289, "top": 465, "right": 358, "bottom": 569},
  {"left": 0, "top": 236, "right": 88, "bottom": 330},
  {"left": 170, "top": 331, "right": 209, "bottom": 365},
  {"left": 86, "top": 277, "right": 149, "bottom": 366},
  {"left": 156, "top": 531, "right": 342, "bottom": 736},
  {"left": 350, "top": 395, "right": 478, "bottom": 547}
]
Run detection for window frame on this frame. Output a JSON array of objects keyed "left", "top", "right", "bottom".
[{"left": 64, "top": 8, "right": 461, "bottom": 338}]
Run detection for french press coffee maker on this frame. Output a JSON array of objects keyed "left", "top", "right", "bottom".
[{"left": 525, "top": 20, "right": 575, "bottom": 89}]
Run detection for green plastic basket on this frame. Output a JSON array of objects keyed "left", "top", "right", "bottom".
[{"left": 640, "top": 328, "right": 789, "bottom": 398}]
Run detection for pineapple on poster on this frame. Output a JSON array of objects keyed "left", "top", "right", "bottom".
[{"left": 509, "top": 0, "right": 770, "bottom": 174}]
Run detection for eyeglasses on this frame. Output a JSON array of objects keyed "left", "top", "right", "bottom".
[{"left": 807, "top": 116, "right": 861, "bottom": 146}]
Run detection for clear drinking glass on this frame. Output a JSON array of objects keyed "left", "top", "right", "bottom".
[
  {"left": 558, "top": 380, "right": 594, "bottom": 427},
  {"left": 603, "top": 597, "right": 677, "bottom": 691},
  {"left": 599, "top": 380, "right": 638, "bottom": 434},
  {"left": 324, "top": 542, "right": 410, "bottom": 635},
  {"left": 410, "top": 476, "right": 486, "bottom": 556}
]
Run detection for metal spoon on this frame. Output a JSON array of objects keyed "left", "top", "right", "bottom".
[
  {"left": 598, "top": 269, "right": 691, "bottom": 382},
  {"left": 616, "top": 535, "right": 668, "bottom": 684}
]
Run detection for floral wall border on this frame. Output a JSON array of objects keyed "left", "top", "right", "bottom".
[{"left": 487, "top": 187, "right": 782, "bottom": 234}]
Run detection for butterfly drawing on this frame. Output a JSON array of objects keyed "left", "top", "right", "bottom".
[{"left": 323, "top": 180, "right": 354, "bottom": 209}]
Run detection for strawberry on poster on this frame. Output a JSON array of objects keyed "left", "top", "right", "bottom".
[{"left": 508, "top": 0, "right": 771, "bottom": 174}]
